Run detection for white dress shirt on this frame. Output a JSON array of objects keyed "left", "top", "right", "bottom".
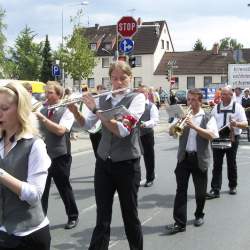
[
  {"left": 186, "top": 108, "right": 219, "bottom": 152},
  {"left": 211, "top": 100, "right": 247, "bottom": 135},
  {"left": 0, "top": 133, "right": 51, "bottom": 236},
  {"left": 142, "top": 99, "right": 159, "bottom": 128},
  {"left": 83, "top": 90, "right": 146, "bottom": 137}
]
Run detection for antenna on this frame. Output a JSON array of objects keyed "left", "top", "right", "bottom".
[{"left": 127, "top": 8, "right": 136, "bottom": 16}]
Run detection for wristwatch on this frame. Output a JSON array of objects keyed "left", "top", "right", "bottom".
[
  {"left": 0, "top": 168, "right": 5, "bottom": 177},
  {"left": 92, "top": 107, "right": 99, "bottom": 114}
]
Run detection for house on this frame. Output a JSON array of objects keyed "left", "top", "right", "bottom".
[{"left": 68, "top": 19, "right": 174, "bottom": 90}]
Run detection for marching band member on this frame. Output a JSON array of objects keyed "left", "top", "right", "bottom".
[
  {"left": 36, "top": 81, "right": 79, "bottom": 230},
  {"left": 0, "top": 82, "right": 51, "bottom": 249},
  {"left": 137, "top": 85, "right": 159, "bottom": 187},
  {"left": 68, "top": 61, "right": 145, "bottom": 250},
  {"left": 167, "top": 89, "right": 218, "bottom": 234},
  {"left": 206, "top": 86, "right": 247, "bottom": 199}
]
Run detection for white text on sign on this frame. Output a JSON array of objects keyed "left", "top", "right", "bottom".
[{"left": 118, "top": 23, "right": 136, "bottom": 31}]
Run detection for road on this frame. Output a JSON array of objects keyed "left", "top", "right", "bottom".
[{"left": 47, "top": 108, "right": 250, "bottom": 250}]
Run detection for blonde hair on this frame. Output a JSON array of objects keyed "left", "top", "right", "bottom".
[
  {"left": 108, "top": 61, "right": 132, "bottom": 78},
  {"left": 0, "top": 82, "right": 36, "bottom": 138},
  {"left": 46, "top": 81, "right": 64, "bottom": 98}
]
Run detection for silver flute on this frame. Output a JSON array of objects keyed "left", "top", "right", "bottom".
[{"left": 47, "top": 87, "right": 129, "bottom": 110}]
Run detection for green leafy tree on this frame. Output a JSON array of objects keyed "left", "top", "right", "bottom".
[
  {"left": 219, "top": 37, "right": 243, "bottom": 50},
  {"left": 11, "top": 26, "right": 42, "bottom": 80},
  {"left": 59, "top": 9, "right": 96, "bottom": 89},
  {"left": 193, "top": 39, "right": 206, "bottom": 51},
  {"left": 40, "top": 35, "right": 53, "bottom": 83}
]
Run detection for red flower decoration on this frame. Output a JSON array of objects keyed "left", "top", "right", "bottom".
[{"left": 122, "top": 115, "right": 138, "bottom": 132}]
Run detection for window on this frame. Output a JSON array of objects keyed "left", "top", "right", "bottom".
[
  {"left": 187, "top": 77, "right": 195, "bottom": 89},
  {"left": 204, "top": 76, "right": 212, "bottom": 88},
  {"left": 221, "top": 75, "right": 227, "bottom": 84},
  {"left": 166, "top": 41, "right": 169, "bottom": 50},
  {"left": 90, "top": 43, "right": 97, "bottom": 51},
  {"left": 104, "top": 43, "right": 112, "bottom": 50},
  {"left": 102, "top": 77, "right": 111, "bottom": 90},
  {"left": 161, "top": 39, "right": 164, "bottom": 49},
  {"left": 134, "top": 77, "right": 142, "bottom": 88},
  {"left": 135, "top": 56, "right": 142, "bottom": 67},
  {"left": 102, "top": 57, "right": 109, "bottom": 68},
  {"left": 88, "top": 78, "right": 95, "bottom": 88}
]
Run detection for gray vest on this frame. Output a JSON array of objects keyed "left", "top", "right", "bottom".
[
  {"left": 0, "top": 138, "right": 45, "bottom": 234},
  {"left": 140, "top": 102, "right": 154, "bottom": 136},
  {"left": 177, "top": 113, "right": 211, "bottom": 172},
  {"left": 97, "top": 92, "right": 142, "bottom": 162},
  {"left": 40, "top": 106, "right": 71, "bottom": 159}
]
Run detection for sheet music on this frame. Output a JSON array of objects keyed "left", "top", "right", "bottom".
[{"left": 165, "top": 104, "right": 185, "bottom": 119}]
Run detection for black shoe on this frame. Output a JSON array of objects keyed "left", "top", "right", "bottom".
[
  {"left": 64, "top": 218, "right": 79, "bottom": 229},
  {"left": 229, "top": 187, "right": 237, "bottom": 195},
  {"left": 206, "top": 189, "right": 220, "bottom": 199},
  {"left": 144, "top": 181, "right": 154, "bottom": 187},
  {"left": 166, "top": 223, "right": 186, "bottom": 235},
  {"left": 194, "top": 217, "right": 204, "bottom": 227}
]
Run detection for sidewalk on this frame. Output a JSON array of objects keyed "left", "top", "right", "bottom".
[{"left": 71, "top": 107, "right": 169, "bottom": 154}]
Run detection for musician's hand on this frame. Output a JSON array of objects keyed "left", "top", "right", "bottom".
[
  {"left": 185, "top": 116, "right": 196, "bottom": 129},
  {"left": 82, "top": 93, "right": 96, "bottom": 111},
  {"left": 67, "top": 103, "right": 78, "bottom": 114},
  {"left": 230, "top": 119, "right": 238, "bottom": 128}
]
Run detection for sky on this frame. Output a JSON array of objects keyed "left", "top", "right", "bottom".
[{"left": 1, "top": 0, "right": 250, "bottom": 51}]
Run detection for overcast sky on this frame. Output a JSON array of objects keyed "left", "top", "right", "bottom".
[{"left": 1, "top": 0, "right": 250, "bottom": 51}]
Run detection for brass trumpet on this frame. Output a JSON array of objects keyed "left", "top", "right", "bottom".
[{"left": 172, "top": 106, "right": 192, "bottom": 136}]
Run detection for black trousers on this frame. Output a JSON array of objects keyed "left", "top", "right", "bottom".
[
  {"left": 0, "top": 225, "right": 51, "bottom": 250},
  {"left": 211, "top": 135, "right": 239, "bottom": 191},
  {"left": 140, "top": 132, "right": 155, "bottom": 182},
  {"left": 173, "top": 153, "right": 208, "bottom": 227},
  {"left": 42, "top": 154, "right": 79, "bottom": 220},
  {"left": 89, "top": 131, "right": 102, "bottom": 159},
  {"left": 88, "top": 157, "right": 143, "bottom": 250}
]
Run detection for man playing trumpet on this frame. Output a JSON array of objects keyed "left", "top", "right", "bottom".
[{"left": 167, "top": 89, "right": 218, "bottom": 234}]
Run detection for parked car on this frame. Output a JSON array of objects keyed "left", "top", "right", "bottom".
[
  {"left": 175, "top": 90, "right": 187, "bottom": 105},
  {"left": 159, "top": 89, "right": 168, "bottom": 104}
]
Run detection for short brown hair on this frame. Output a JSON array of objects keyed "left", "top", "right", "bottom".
[
  {"left": 188, "top": 88, "right": 203, "bottom": 101},
  {"left": 46, "top": 81, "right": 64, "bottom": 98},
  {"left": 109, "top": 61, "right": 132, "bottom": 78}
]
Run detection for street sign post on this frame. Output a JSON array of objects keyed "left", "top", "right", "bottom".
[
  {"left": 119, "top": 38, "right": 134, "bottom": 54},
  {"left": 52, "top": 64, "right": 61, "bottom": 79},
  {"left": 117, "top": 16, "right": 138, "bottom": 37}
]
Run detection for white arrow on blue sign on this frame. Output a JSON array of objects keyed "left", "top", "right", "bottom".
[
  {"left": 52, "top": 64, "right": 61, "bottom": 76},
  {"left": 119, "top": 38, "right": 134, "bottom": 54}
]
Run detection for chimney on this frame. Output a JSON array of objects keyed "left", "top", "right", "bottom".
[
  {"left": 212, "top": 43, "right": 219, "bottom": 55},
  {"left": 95, "top": 23, "right": 100, "bottom": 30}
]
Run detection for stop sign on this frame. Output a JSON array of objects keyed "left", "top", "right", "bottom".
[{"left": 117, "top": 16, "right": 138, "bottom": 37}]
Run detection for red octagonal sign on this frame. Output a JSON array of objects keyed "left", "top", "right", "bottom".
[{"left": 117, "top": 16, "right": 138, "bottom": 37}]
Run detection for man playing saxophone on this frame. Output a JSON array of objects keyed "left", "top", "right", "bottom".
[{"left": 167, "top": 88, "right": 218, "bottom": 234}]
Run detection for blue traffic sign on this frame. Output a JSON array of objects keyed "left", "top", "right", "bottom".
[
  {"left": 52, "top": 64, "right": 61, "bottom": 76},
  {"left": 119, "top": 38, "right": 134, "bottom": 54}
]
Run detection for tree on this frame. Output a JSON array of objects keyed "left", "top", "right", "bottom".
[
  {"left": 11, "top": 26, "right": 42, "bottom": 80},
  {"left": 193, "top": 39, "right": 206, "bottom": 51},
  {"left": 40, "top": 35, "right": 53, "bottom": 83},
  {"left": 219, "top": 37, "right": 243, "bottom": 50},
  {"left": 0, "top": 7, "right": 7, "bottom": 72},
  {"left": 59, "top": 9, "right": 96, "bottom": 90}
]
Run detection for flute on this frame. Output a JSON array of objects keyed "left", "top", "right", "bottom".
[{"left": 47, "top": 88, "right": 129, "bottom": 110}]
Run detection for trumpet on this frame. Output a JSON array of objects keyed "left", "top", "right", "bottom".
[
  {"left": 171, "top": 106, "right": 192, "bottom": 136},
  {"left": 47, "top": 87, "right": 129, "bottom": 110}
]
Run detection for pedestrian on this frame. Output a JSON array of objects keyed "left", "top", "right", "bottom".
[
  {"left": 68, "top": 61, "right": 145, "bottom": 250},
  {"left": 168, "top": 89, "right": 178, "bottom": 123},
  {"left": 0, "top": 82, "right": 51, "bottom": 249},
  {"left": 206, "top": 86, "right": 248, "bottom": 199},
  {"left": 167, "top": 88, "right": 218, "bottom": 234},
  {"left": 36, "top": 81, "right": 79, "bottom": 230},
  {"left": 137, "top": 85, "right": 159, "bottom": 187}
]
